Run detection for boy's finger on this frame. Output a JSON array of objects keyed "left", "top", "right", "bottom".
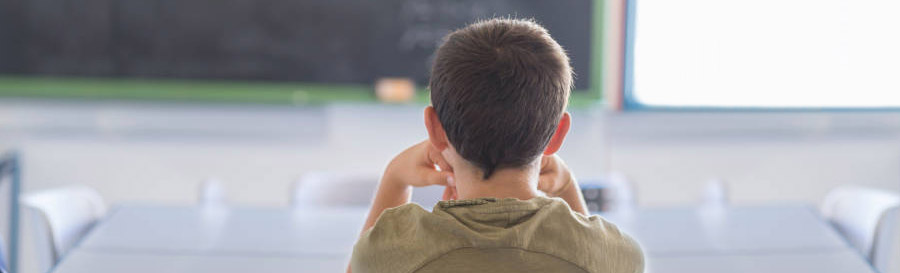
[
  {"left": 537, "top": 177, "right": 557, "bottom": 194},
  {"left": 537, "top": 178, "right": 550, "bottom": 193},
  {"left": 426, "top": 145, "right": 454, "bottom": 172},
  {"left": 441, "top": 179, "right": 457, "bottom": 200},
  {"left": 430, "top": 153, "right": 453, "bottom": 173},
  {"left": 425, "top": 170, "right": 451, "bottom": 186},
  {"left": 442, "top": 186, "right": 453, "bottom": 200}
]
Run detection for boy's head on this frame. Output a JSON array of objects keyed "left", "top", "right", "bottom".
[{"left": 425, "top": 18, "right": 573, "bottom": 179}]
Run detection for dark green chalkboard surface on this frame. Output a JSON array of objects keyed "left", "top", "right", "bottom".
[{"left": 0, "top": 0, "right": 598, "bottom": 103}]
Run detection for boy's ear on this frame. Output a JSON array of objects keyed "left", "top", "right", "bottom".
[
  {"left": 543, "top": 112, "right": 571, "bottom": 155},
  {"left": 425, "top": 106, "right": 450, "bottom": 151}
]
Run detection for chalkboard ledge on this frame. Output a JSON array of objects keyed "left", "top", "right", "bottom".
[{"left": 0, "top": 76, "right": 601, "bottom": 107}]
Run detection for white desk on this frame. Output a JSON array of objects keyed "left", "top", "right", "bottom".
[
  {"left": 79, "top": 205, "right": 369, "bottom": 256},
  {"left": 649, "top": 249, "right": 874, "bottom": 273},
  {"left": 52, "top": 251, "right": 348, "bottom": 273},
  {"left": 601, "top": 205, "right": 849, "bottom": 255},
  {"left": 81, "top": 204, "right": 846, "bottom": 257},
  {"left": 53, "top": 249, "right": 875, "bottom": 273},
  {"left": 56, "top": 204, "right": 870, "bottom": 273}
]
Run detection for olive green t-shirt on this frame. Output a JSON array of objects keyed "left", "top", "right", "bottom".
[{"left": 351, "top": 197, "right": 645, "bottom": 273}]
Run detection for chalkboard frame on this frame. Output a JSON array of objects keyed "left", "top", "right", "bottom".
[{"left": 0, "top": 0, "right": 605, "bottom": 107}]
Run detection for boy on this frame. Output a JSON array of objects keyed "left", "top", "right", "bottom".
[{"left": 350, "top": 18, "right": 644, "bottom": 273}]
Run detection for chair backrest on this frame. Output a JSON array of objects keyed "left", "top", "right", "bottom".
[
  {"left": 198, "top": 178, "right": 227, "bottom": 207},
  {"left": 292, "top": 172, "right": 379, "bottom": 208},
  {"left": 21, "top": 186, "right": 106, "bottom": 272},
  {"left": 0, "top": 234, "right": 7, "bottom": 273},
  {"left": 872, "top": 206, "right": 899, "bottom": 273},
  {"left": 409, "top": 185, "right": 445, "bottom": 210},
  {"left": 821, "top": 186, "right": 900, "bottom": 273},
  {"left": 606, "top": 172, "right": 637, "bottom": 212},
  {"left": 702, "top": 179, "right": 729, "bottom": 208},
  {"left": 291, "top": 172, "right": 446, "bottom": 209}
]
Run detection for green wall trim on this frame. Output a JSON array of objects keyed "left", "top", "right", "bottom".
[
  {"left": 0, "top": 76, "right": 377, "bottom": 105},
  {"left": 0, "top": 75, "right": 602, "bottom": 107}
]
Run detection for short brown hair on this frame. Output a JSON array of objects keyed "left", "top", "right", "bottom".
[{"left": 430, "top": 18, "right": 572, "bottom": 179}]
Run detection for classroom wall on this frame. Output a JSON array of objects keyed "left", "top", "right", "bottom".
[
  {"left": 606, "top": 112, "right": 900, "bottom": 205},
  {"left": 2, "top": 99, "right": 898, "bottom": 206}
]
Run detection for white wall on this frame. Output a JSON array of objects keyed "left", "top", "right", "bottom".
[
  {"left": 606, "top": 112, "right": 900, "bottom": 206},
  {"left": 3, "top": 99, "right": 899, "bottom": 206}
]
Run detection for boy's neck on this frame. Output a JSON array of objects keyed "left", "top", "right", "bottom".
[{"left": 454, "top": 165, "right": 541, "bottom": 200}]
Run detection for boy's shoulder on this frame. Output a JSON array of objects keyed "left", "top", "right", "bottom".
[
  {"left": 530, "top": 198, "right": 645, "bottom": 273},
  {"left": 366, "top": 203, "right": 431, "bottom": 234},
  {"left": 351, "top": 203, "right": 452, "bottom": 273},
  {"left": 351, "top": 198, "right": 644, "bottom": 273}
]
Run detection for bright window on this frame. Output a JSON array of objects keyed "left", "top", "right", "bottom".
[{"left": 626, "top": 0, "right": 900, "bottom": 108}]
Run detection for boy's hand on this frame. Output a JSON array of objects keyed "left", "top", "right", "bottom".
[
  {"left": 362, "top": 140, "right": 454, "bottom": 232},
  {"left": 384, "top": 140, "right": 454, "bottom": 188},
  {"left": 537, "top": 154, "right": 574, "bottom": 197},
  {"left": 538, "top": 154, "right": 588, "bottom": 215},
  {"left": 355, "top": 140, "right": 456, "bottom": 273}
]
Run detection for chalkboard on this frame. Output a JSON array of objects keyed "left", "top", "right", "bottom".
[{"left": 1, "top": 0, "right": 593, "bottom": 90}]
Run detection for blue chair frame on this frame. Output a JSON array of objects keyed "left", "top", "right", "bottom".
[{"left": 0, "top": 151, "right": 21, "bottom": 273}]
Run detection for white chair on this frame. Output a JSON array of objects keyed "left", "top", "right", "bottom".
[
  {"left": 21, "top": 186, "right": 106, "bottom": 273},
  {"left": 291, "top": 172, "right": 445, "bottom": 209},
  {"left": 410, "top": 185, "right": 445, "bottom": 209},
  {"left": 198, "top": 178, "right": 227, "bottom": 207},
  {"left": 821, "top": 186, "right": 900, "bottom": 273},
  {"left": 606, "top": 172, "right": 637, "bottom": 212},
  {"left": 0, "top": 234, "right": 7, "bottom": 273},
  {"left": 292, "top": 172, "right": 379, "bottom": 208},
  {"left": 702, "top": 178, "right": 729, "bottom": 208}
]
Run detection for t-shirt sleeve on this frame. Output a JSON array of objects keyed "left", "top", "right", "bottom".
[
  {"left": 529, "top": 199, "right": 646, "bottom": 273},
  {"left": 620, "top": 231, "right": 646, "bottom": 273},
  {"left": 350, "top": 204, "right": 433, "bottom": 273},
  {"left": 588, "top": 215, "right": 646, "bottom": 273}
]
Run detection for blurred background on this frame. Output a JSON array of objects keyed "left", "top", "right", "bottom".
[{"left": 1, "top": 0, "right": 899, "bottom": 273}]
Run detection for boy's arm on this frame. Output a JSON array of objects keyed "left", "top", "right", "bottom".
[
  {"left": 554, "top": 178, "right": 589, "bottom": 215},
  {"left": 361, "top": 172, "right": 412, "bottom": 233},
  {"left": 350, "top": 141, "right": 451, "bottom": 273},
  {"left": 539, "top": 155, "right": 589, "bottom": 215},
  {"left": 360, "top": 140, "right": 452, "bottom": 234}
]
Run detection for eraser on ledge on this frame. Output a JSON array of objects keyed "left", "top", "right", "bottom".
[{"left": 375, "top": 77, "right": 416, "bottom": 103}]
